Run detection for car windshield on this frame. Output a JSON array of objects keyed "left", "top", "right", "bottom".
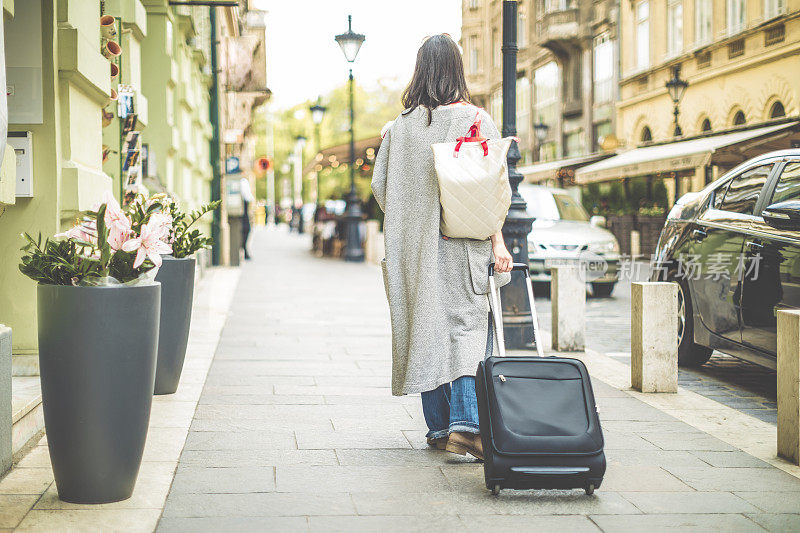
[{"left": 519, "top": 187, "right": 589, "bottom": 222}]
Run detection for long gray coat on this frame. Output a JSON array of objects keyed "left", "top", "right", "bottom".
[{"left": 372, "top": 105, "right": 510, "bottom": 396}]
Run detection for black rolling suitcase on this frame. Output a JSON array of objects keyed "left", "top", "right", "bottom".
[{"left": 476, "top": 263, "right": 606, "bottom": 496}]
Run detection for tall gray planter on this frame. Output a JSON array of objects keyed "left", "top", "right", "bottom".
[
  {"left": 37, "top": 283, "right": 160, "bottom": 504},
  {"left": 154, "top": 256, "right": 196, "bottom": 395}
]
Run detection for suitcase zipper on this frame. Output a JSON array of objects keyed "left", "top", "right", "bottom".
[{"left": 498, "top": 374, "right": 506, "bottom": 382}]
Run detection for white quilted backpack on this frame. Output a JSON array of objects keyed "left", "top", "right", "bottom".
[{"left": 432, "top": 110, "right": 513, "bottom": 240}]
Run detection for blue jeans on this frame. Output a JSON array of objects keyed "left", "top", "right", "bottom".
[
  {"left": 421, "top": 376, "right": 480, "bottom": 439},
  {"left": 421, "top": 314, "right": 494, "bottom": 439}
]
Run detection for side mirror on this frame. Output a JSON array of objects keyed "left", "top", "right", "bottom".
[
  {"left": 590, "top": 215, "right": 607, "bottom": 228},
  {"left": 762, "top": 200, "right": 800, "bottom": 230}
]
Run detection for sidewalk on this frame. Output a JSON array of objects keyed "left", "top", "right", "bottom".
[
  {"left": 0, "top": 267, "right": 240, "bottom": 531},
  {"left": 157, "top": 228, "right": 800, "bottom": 532}
]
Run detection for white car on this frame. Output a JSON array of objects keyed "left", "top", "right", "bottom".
[{"left": 518, "top": 185, "right": 621, "bottom": 297}]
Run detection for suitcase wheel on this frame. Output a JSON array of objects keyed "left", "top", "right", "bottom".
[
  {"left": 585, "top": 483, "right": 595, "bottom": 496},
  {"left": 491, "top": 484, "right": 501, "bottom": 496}
]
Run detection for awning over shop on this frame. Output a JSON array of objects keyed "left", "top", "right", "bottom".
[
  {"left": 518, "top": 153, "right": 613, "bottom": 183},
  {"left": 575, "top": 121, "right": 800, "bottom": 184},
  {"left": 303, "top": 136, "right": 383, "bottom": 176}
]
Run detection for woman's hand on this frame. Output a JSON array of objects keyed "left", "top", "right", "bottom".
[
  {"left": 493, "top": 242, "right": 513, "bottom": 273},
  {"left": 490, "top": 231, "right": 513, "bottom": 273}
]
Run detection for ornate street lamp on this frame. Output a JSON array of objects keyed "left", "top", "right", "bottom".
[
  {"left": 335, "top": 15, "right": 366, "bottom": 262},
  {"left": 500, "top": 0, "right": 535, "bottom": 349},
  {"left": 309, "top": 98, "right": 327, "bottom": 209},
  {"left": 533, "top": 120, "right": 549, "bottom": 161},
  {"left": 665, "top": 65, "right": 688, "bottom": 137},
  {"left": 294, "top": 134, "right": 307, "bottom": 233}
]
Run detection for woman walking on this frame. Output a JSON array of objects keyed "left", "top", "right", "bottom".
[{"left": 371, "top": 34, "right": 512, "bottom": 460}]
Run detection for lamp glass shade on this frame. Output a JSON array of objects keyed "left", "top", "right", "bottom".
[
  {"left": 665, "top": 67, "right": 689, "bottom": 104},
  {"left": 533, "top": 122, "right": 549, "bottom": 143},
  {"left": 295, "top": 136, "right": 307, "bottom": 150},
  {"left": 335, "top": 33, "right": 365, "bottom": 63},
  {"left": 310, "top": 105, "right": 326, "bottom": 125}
]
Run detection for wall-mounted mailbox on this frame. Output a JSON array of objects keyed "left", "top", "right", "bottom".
[{"left": 9, "top": 132, "right": 32, "bottom": 197}]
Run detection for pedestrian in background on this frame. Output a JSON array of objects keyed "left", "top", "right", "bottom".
[
  {"left": 240, "top": 176, "right": 255, "bottom": 260},
  {"left": 371, "top": 34, "right": 513, "bottom": 460}
]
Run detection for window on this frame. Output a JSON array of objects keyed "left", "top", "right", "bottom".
[
  {"left": 593, "top": 33, "right": 613, "bottom": 103},
  {"left": 770, "top": 101, "right": 786, "bottom": 118},
  {"left": 518, "top": 9, "right": 527, "bottom": 48},
  {"left": 636, "top": 1, "right": 650, "bottom": 70},
  {"left": 545, "top": 0, "right": 572, "bottom": 13},
  {"left": 640, "top": 126, "right": 653, "bottom": 143},
  {"left": 770, "top": 162, "right": 800, "bottom": 204},
  {"left": 534, "top": 62, "right": 559, "bottom": 161},
  {"left": 733, "top": 110, "right": 747, "bottom": 125},
  {"left": 667, "top": 0, "right": 683, "bottom": 57},
  {"left": 764, "top": 0, "right": 786, "bottom": 19},
  {"left": 695, "top": 0, "right": 713, "bottom": 45},
  {"left": 719, "top": 164, "right": 773, "bottom": 214},
  {"left": 534, "top": 62, "right": 559, "bottom": 128},
  {"left": 468, "top": 35, "right": 480, "bottom": 73},
  {"left": 469, "top": 0, "right": 480, "bottom": 9},
  {"left": 701, "top": 118, "right": 712, "bottom": 132},
  {"left": 564, "top": 130, "right": 583, "bottom": 157},
  {"left": 727, "top": 0, "right": 746, "bottom": 35},
  {"left": 765, "top": 24, "right": 786, "bottom": 46}
]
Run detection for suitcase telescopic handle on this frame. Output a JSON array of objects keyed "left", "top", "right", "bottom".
[
  {"left": 488, "top": 262, "right": 544, "bottom": 358},
  {"left": 488, "top": 262, "right": 530, "bottom": 276}
]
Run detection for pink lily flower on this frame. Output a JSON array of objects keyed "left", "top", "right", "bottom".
[
  {"left": 107, "top": 224, "right": 131, "bottom": 251},
  {"left": 122, "top": 219, "right": 173, "bottom": 269},
  {"left": 101, "top": 190, "right": 131, "bottom": 232},
  {"left": 55, "top": 220, "right": 97, "bottom": 243},
  {"left": 148, "top": 213, "right": 173, "bottom": 240}
]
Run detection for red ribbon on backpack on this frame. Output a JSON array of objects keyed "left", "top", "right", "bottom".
[{"left": 454, "top": 112, "right": 488, "bottom": 158}]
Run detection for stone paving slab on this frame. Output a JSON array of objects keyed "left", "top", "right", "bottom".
[{"left": 157, "top": 229, "right": 800, "bottom": 532}]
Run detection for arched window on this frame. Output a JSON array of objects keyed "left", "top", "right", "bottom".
[
  {"left": 733, "top": 110, "right": 746, "bottom": 126},
  {"left": 640, "top": 126, "right": 652, "bottom": 143},
  {"left": 770, "top": 101, "right": 786, "bottom": 119},
  {"left": 701, "top": 118, "right": 712, "bottom": 132}
]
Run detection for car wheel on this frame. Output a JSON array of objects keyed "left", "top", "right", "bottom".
[
  {"left": 672, "top": 277, "right": 713, "bottom": 367},
  {"left": 591, "top": 282, "right": 615, "bottom": 298}
]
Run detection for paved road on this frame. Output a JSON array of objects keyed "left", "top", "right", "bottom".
[
  {"left": 157, "top": 228, "right": 800, "bottom": 531},
  {"left": 532, "top": 271, "right": 777, "bottom": 424}
]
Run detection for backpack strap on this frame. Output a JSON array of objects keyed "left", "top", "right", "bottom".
[{"left": 454, "top": 109, "right": 488, "bottom": 158}]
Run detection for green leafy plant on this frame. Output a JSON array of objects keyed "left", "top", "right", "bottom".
[
  {"left": 19, "top": 193, "right": 168, "bottom": 286},
  {"left": 145, "top": 194, "right": 220, "bottom": 259}
]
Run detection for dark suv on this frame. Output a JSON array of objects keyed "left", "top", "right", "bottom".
[{"left": 652, "top": 150, "right": 800, "bottom": 369}]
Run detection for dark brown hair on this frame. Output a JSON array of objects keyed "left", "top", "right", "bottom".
[{"left": 401, "top": 34, "right": 471, "bottom": 125}]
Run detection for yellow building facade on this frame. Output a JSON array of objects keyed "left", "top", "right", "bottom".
[{"left": 618, "top": 0, "right": 800, "bottom": 161}]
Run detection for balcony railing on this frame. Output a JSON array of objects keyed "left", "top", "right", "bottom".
[{"left": 535, "top": 8, "right": 582, "bottom": 47}]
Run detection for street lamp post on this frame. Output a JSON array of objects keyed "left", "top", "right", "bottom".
[
  {"left": 665, "top": 65, "right": 688, "bottom": 137},
  {"left": 335, "top": 15, "right": 366, "bottom": 262},
  {"left": 293, "top": 134, "right": 307, "bottom": 234},
  {"left": 500, "top": 0, "right": 536, "bottom": 349},
  {"left": 309, "top": 98, "right": 327, "bottom": 209},
  {"left": 665, "top": 65, "right": 688, "bottom": 203}
]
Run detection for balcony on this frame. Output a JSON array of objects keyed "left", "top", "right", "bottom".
[{"left": 535, "top": 8, "right": 584, "bottom": 51}]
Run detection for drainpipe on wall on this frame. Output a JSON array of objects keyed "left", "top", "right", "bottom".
[{"left": 208, "top": 6, "right": 221, "bottom": 265}]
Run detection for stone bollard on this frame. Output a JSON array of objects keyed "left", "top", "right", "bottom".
[
  {"left": 631, "top": 282, "right": 678, "bottom": 392},
  {"left": 777, "top": 310, "right": 800, "bottom": 464},
  {"left": 551, "top": 266, "right": 585, "bottom": 351},
  {"left": 0, "top": 325, "right": 11, "bottom": 475},
  {"left": 630, "top": 230, "right": 641, "bottom": 259}
]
